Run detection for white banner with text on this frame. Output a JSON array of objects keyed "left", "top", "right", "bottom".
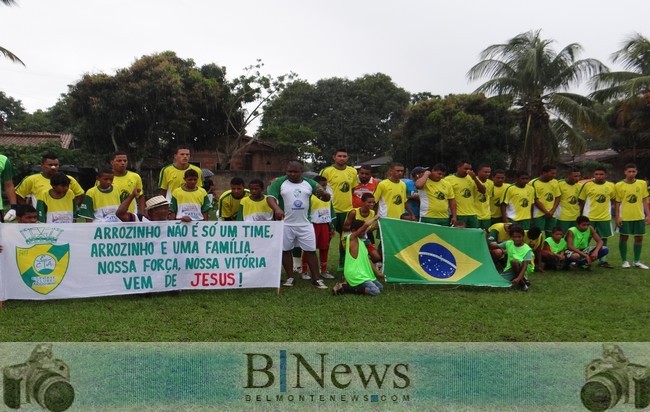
[{"left": 0, "top": 221, "right": 283, "bottom": 301}]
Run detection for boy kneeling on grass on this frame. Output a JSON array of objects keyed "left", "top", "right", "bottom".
[
  {"left": 541, "top": 226, "right": 568, "bottom": 270},
  {"left": 332, "top": 215, "right": 385, "bottom": 296},
  {"left": 495, "top": 225, "right": 533, "bottom": 291},
  {"left": 565, "top": 216, "right": 608, "bottom": 270}
]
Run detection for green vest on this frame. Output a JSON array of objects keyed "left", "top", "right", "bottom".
[
  {"left": 344, "top": 235, "right": 376, "bottom": 287},
  {"left": 568, "top": 227, "right": 591, "bottom": 250},
  {"left": 544, "top": 237, "right": 567, "bottom": 254},
  {"left": 503, "top": 240, "right": 534, "bottom": 272}
]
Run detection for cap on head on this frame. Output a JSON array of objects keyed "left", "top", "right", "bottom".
[
  {"left": 411, "top": 167, "right": 427, "bottom": 177},
  {"left": 145, "top": 196, "right": 170, "bottom": 211}
]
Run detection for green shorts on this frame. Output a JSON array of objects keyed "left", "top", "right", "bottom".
[
  {"left": 491, "top": 217, "right": 504, "bottom": 226},
  {"left": 478, "top": 218, "right": 492, "bottom": 230},
  {"left": 590, "top": 220, "right": 613, "bottom": 238},
  {"left": 334, "top": 212, "right": 348, "bottom": 234},
  {"left": 421, "top": 217, "right": 450, "bottom": 226},
  {"left": 533, "top": 216, "right": 557, "bottom": 233},
  {"left": 457, "top": 215, "right": 479, "bottom": 229},
  {"left": 510, "top": 219, "right": 531, "bottom": 230},
  {"left": 556, "top": 219, "right": 575, "bottom": 233},
  {"left": 619, "top": 220, "right": 646, "bottom": 236},
  {"left": 501, "top": 264, "right": 534, "bottom": 280}
]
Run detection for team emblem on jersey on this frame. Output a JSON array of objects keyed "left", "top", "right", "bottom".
[
  {"left": 520, "top": 199, "right": 529, "bottom": 207},
  {"left": 627, "top": 194, "right": 638, "bottom": 204},
  {"left": 461, "top": 189, "right": 472, "bottom": 198},
  {"left": 435, "top": 191, "right": 446, "bottom": 200},
  {"left": 545, "top": 193, "right": 554, "bottom": 202},
  {"left": 15, "top": 227, "right": 69, "bottom": 295},
  {"left": 568, "top": 196, "right": 578, "bottom": 205},
  {"left": 392, "top": 194, "right": 403, "bottom": 205},
  {"left": 340, "top": 182, "right": 350, "bottom": 192},
  {"left": 596, "top": 194, "right": 607, "bottom": 203},
  {"left": 478, "top": 193, "right": 487, "bottom": 202}
]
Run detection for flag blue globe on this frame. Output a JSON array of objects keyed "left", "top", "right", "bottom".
[{"left": 418, "top": 243, "right": 457, "bottom": 279}]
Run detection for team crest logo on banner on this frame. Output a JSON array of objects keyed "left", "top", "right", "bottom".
[{"left": 15, "top": 227, "right": 70, "bottom": 295}]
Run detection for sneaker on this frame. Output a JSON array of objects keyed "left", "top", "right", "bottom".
[
  {"left": 633, "top": 261, "right": 650, "bottom": 270},
  {"left": 283, "top": 277, "right": 295, "bottom": 287},
  {"left": 320, "top": 271, "right": 335, "bottom": 279},
  {"left": 518, "top": 280, "right": 529, "bottom": 292},
  {"left": 332, "top": 282, "right": 343, "bottom": 296},
  {"left": 376, "top": 262, "right": 384, "bottom": 273},
  {"left": 313, "top": 279, "right": 328, "bottom": 289},
  {"left": 523, "top": 276, "right": 531, "bottom": 287},
  {"left": 622, "top": 261, "right": 631, "bottom": 269},
  {"left": 598, "top": 262, "right": 615, "bottom": 269},
  {"left": 301, "top": 272, "right": 311, "bottom": 280}
]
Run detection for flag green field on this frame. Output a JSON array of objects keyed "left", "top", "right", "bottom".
[{"left": 379, "top": 218, "right": 510, "bottom": 287}]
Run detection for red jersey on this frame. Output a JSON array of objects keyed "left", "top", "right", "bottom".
[{"left": 352, "top": 177, "right": 379, "bottom": 208}]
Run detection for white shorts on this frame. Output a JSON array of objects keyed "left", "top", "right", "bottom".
[{"left": 283, "top": 225, "right": 316, "bottom": 252}]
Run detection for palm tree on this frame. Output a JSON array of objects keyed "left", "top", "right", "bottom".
[
  {"left": 591, "top": 33, "right": 650, "bottom": 102},
  {"left": 590, "top": 33, "right": 650, "bottom": 160},
  {"left": 467, "top": 30, "right": 607, "bottom": 173},
  {"left": 1, "top": 0, "right": 25, "bottom": 66}
]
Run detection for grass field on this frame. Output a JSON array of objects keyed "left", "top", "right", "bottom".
[{"left": 1, "top": 233, "right": 648, "bottom": 342}]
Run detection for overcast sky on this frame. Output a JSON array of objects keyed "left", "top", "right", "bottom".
[{"left": 2, "top": 0, "right": 648, "bottom": 117}]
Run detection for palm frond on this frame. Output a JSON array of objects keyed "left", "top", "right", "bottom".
[{"left": 0, "top": 46, "right": 25, "bottom": 66}]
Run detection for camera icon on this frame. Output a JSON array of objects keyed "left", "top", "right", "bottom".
[
  {"left": 580, "top": 344, "right": 650, "bottom": 411},
  {"left": 3, "top": 343, "right": 75, "bottom": 412}
]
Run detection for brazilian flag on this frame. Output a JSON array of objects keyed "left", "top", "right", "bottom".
[{"left": 379, "top": 219, "right": 510, "bottom": 287}]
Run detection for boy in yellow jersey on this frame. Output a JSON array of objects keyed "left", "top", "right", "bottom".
[
  {"left": 415, "top": 163, "right": 456, "bottom": 226},
  {"left": 530, "top": 164, "right": 561, "bottom": 236},
  {"left": 300, "top": 176, "right": 337, "bottom": 280},
  {"left": 238, "top": 179, "right": 273, "bottom": 222},
  {"left": 36, "top": 172, "right": 78, "bottom": 223},
  {"left": 374, "top": 162, "right": 414, "bottom": 220},
  {"left": 490, "top": 169, "right": 510, "bottom": 225},
  {"left": 342, "top": 193, "right": 381, "bottom": 263},
  {"left": 110, "top": 151, "right": 145, "bottom": 214},
  {"left": 218, "top": 177, "right": 250, "bottom": 221},
  {"left": 79, "top": 168, "right": 122, "bottom": 222},
  {"left": 444, "top": 160, "right": 485, "bottom": 228},
  {"left": 475, "top": 164, "right": 493, "bottom": 230},
  {"left": 614, "top": 163, "right": 650, "bottom": 269},
  {"left": 170, "top": 169, "right": 210, "bottom": 221},
  {"left": 578, "top": 167, "right": 615, "bottom": 268},
  {"left": 319, "top": 149, "right": 358, "bottom": 271},
  {"left": 501, "top": 171, "right": 534, "bottom": 229},
  {"left": 555, "top": 168, "right": 582, "bottom": 232},
  {"left": 158, "top": 146, "right": 203, "bottom": 201},
  {"left": 16, "top": 152, "right": 85, "bottom": 207}
]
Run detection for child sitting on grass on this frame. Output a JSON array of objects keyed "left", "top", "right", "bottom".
[
  {"left": 566, "top": 216, "right": 608, "bottom": 270},
  {"left": 541, "top": 226, "right": 568, "bottom": 270},
  {"left": 332, "top": 215, "right": 385, "bottom": 296},
  {"left": 496, "top": 225, "right": 533, "bottom": 291}
]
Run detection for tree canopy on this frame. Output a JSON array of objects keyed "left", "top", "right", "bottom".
[
  {"left": 392, "top": 94, "right": 517, "bottom": 170},
  {"left": 260, "top": 73, "right": 411, "bottom": 166},
  {"left": 467, "top": 30, "right": 607, "bottom": 174},
  {"left": 67, "top": 51, "right": 230, "bottom": 169}
]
